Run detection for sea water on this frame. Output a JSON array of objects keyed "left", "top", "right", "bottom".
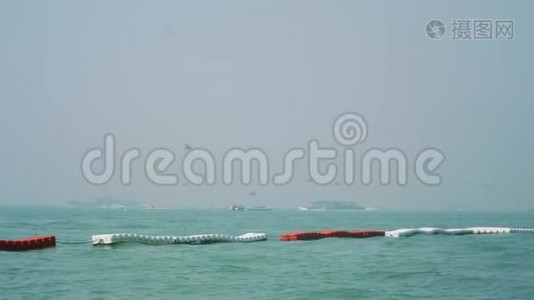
[{"left": 2, "top": 207, "right": 534, "bottom": 299}]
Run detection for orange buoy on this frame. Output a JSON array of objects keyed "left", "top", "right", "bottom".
[
  {"left": 280, "top": 230, "right": 384, "bottom": 241},
  {"left": 0, "top": 236, "right": 56, "bottom": 251}
]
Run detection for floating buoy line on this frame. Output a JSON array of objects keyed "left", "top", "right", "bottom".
[
  {"left": 281, "top": 229, "right": 384, "bottom": 241},
  {"left": 384, "top": 227, "right": 534, "bottom": 237},
  {"left": 2, "top": 227, "right": 534, "bottom": 251},
  {"left": 0, "top": 236, "right": 56, "bottom": 251},
  {"left": 92, "top": 232, "right": 267, "bottom": 245}
]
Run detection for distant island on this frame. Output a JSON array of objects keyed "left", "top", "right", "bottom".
[{"left": 298, "top": 201, "right": 377, "bottom": 211}]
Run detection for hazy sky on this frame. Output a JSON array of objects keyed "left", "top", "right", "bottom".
[{"left": 1, "top": 1, "right": 533, "bottom": 210}]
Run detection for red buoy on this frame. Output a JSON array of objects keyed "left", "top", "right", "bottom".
[
  {"left": 280, "top": 230, "right": 384, "bottom": 241},
  {"left": 0, "top": 236, "right": 56, "bottom": 251}
]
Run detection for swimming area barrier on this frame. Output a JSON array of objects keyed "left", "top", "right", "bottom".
[
  {"left": 0, "top": 236, "right": 56, "bottom": 251},
  {"left": 385, "top": 227, "right": 534, "bottom": 237},
  {"left": 281, "top": 230, "right": 385, "bottom": 241},
  {"left": 281, "top": 227, "right": 534, "bottom": 240},
  {"left": 91, "top": 232, "right": 267, "bottom": 245},
  {"left": 3, "top": 227, "right": 534, "bottom": 251}
]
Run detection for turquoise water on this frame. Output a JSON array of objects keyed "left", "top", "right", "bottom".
[{"left": 2, "top": 207, "right": 534, "bottom": 299}]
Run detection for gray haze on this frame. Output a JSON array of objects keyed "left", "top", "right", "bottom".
[{"left": 1, "top": 1, "right": 533, "bottom": 210}]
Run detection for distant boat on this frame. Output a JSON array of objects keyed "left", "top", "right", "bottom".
[
  {"left": 247, "top": 206, "right": 272, "bottom": 211},
  {"left": 229, "top": 204, "right": 271, "bottom": 211},
  {"left": 69, "top": 196, "right": 138, "bottom": 209},
  {"left": 298, "top": 206, "right": 323, "bottom": 211},
  {"left": 298, "top": 201, "right": 371, "bottom": 211},
  {"left": 96, "top": 196, "right": 138, "bottom": 209},
  {"left": 230, "top": 204, "right": 246, "bottom": 211},
  {"left": 99, "top": 203, "right": 127, "bottom": 211},
  {"left": 363, "top": 206, "right": 378, "bottom": 211},
  {"left": 142, "top": 204, "right": 160, "bottom": 209}
]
